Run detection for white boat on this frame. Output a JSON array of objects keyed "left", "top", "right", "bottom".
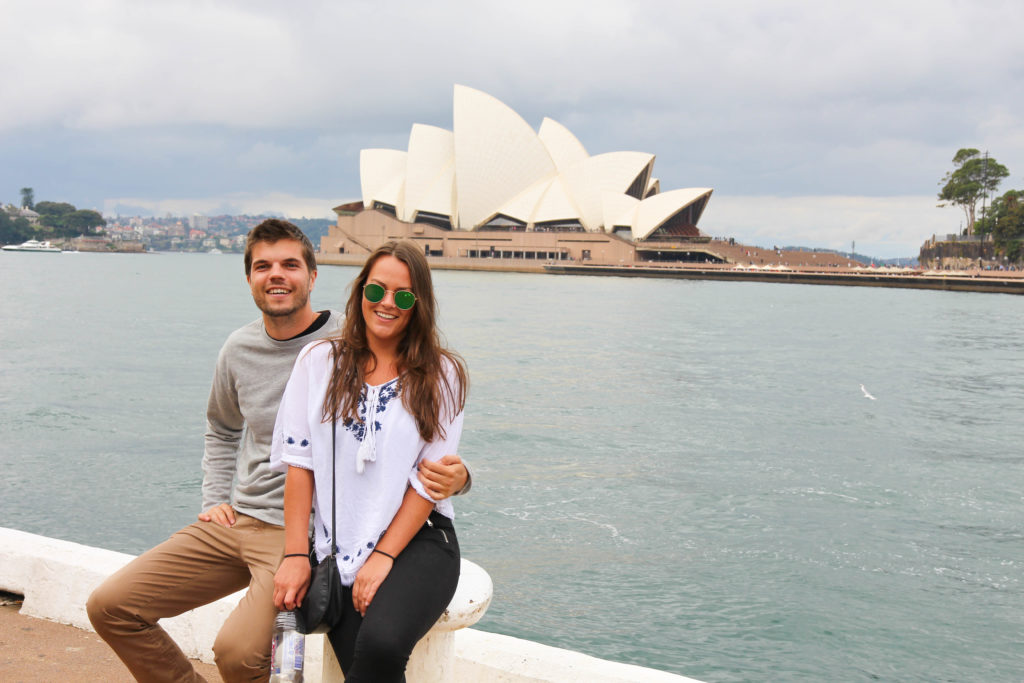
[{"left": 1, "top": 239, "right": 62, "bottom": 253}]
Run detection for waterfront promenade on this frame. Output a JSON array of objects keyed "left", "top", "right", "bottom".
[
  {"left": 543, "top": 262, "right": 1024, "bottom": 294},
  {"left": 318, "top": 252, "right": 1024, "bottom": 294},
  {"left": 0, "top": 599, "right": 222, "bottom": 682}
]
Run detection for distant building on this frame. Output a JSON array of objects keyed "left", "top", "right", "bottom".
[
  {"left": 4, "top": 205, "right": 40, "bottom": 225},
  {"left": 322, "top": 85, "right": 713, "bottom": 264},
  {"left": 190, "top": 214, "right": 209, "bottom": 231}
]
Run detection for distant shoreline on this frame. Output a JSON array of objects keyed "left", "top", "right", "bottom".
[
  {"left": 317, "top": 253, "right": 1024, "bottom": 295},
  {"left": 543, "top": 263, "right": 1024, "bottom": 294}
]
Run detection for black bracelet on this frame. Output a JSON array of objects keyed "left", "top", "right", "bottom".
[
  {"left": 372, "top": 548, "right": 396, "bottom": 561},
  {"left": 283, "top": 553, "right": 307, "bottom": 559}
]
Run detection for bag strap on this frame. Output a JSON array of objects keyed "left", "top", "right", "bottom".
[{"left": 329, "top": 416, "right": 337, "bottom": 558}]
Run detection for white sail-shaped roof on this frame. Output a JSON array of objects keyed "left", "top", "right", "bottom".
[
  {"left": 374, "top": 174, "right": 406, "bottom": 212},
  {"left": 645, "top": 177, "right": 661, "bottom": 198},
  {"left": 453, "top": 85, "right": 556, "bottom": 228},
  {"left": 602, "top": 194, "right": 640, "bottom": 229},
  {"left": 412, "top": 162, "right": 456, "bottom": 223},
  {"left": 355, "top": 86, "right": 712, "bottom": 239},
  {"left": 530, "top": 176, "right": 584, "bottom": 225},
  {"left": 495, "top": 174, "right": 583, "bottom": 227},
  {"left": 361, "top": 149, "right": 408, "bottom": 211},
  {"left": 538, "top": 117, "right": 589, "bottom": 173},
  {"left": 402, "top": 124, "right": 455, "bottom": 222},
  {"left": 562, "top": 152, "right": 654, "bottom": 231},
  {"left": 495, "top": 176, "right": 555, "bottom": 224},
  {"left": 633, "top": 188, "right": 713, "bottom": 240}
]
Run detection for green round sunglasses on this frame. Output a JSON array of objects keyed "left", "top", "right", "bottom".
[{"left": 363, "top": 283, "right": 416, "bottom": 310}]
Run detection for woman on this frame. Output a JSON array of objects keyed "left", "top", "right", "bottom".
[{"left": 270, "top": 240, "right": 467, "bottom": 681}]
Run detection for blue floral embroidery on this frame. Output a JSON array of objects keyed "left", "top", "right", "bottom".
[
  {"left": 367, "top": 541, "right": 375, "bottom": 549},
  {"left": 343, "top": 555, "right": 350, "bottom": 561},
  {"left": 342, "top": 388, "right": 368, "bottom": 440},
  {"left": 300, "top": 439, "right": 309, "bottom": 447},
  {"left": 342, "top": 380, "right": 400, "bottom": 441},
  {"left": 286, "top": 436, "right": 295, "bottom": 444},
  {"left": 343, "top": 417, "right": 366, "bottom": 441},
  {"left": 377, "top": 382, "right": 397, "bottom": 411}
]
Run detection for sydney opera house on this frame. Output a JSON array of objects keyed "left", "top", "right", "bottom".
[{"left": 321, "top": 85, "right": 715, "bottom": 264}]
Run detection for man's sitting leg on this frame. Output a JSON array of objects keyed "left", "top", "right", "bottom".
[
  {"left": 210, "top": 515, "right": 286, "bottom": 681},
  {"left": 87, "top": 521, "right": 253, "bottom": 683}
]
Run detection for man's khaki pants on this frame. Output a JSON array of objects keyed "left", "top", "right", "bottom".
[{"left": 87, "top": 514, "right": 285, "bottom": 683}]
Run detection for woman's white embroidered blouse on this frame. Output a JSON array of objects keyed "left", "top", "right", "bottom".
[{"left": 270, "top": 340, "right": 463, "bottom": 585}]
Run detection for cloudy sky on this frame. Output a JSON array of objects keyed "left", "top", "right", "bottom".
[{"left": 4, "top": 0, "right": 1024, "bottom": 258}]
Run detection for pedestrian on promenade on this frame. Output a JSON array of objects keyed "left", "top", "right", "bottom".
[
  {"left": 271, "top": 240, "right": 466, "bottom": 682},
  {"left": 87, "top": 220, "right": 471, "bottom": 682}
]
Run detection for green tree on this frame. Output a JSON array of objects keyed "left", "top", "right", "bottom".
[
  {"left": 35, "top": 201, "right": 75, "bottom": 235},
  {"left": 64, "top": 209, "right": 106, "bottom": 235},
  {"left": 19, "top": 187, "right": 34, "bottom": 210},
  {"left": 977, "top": 189, "right": 1024, "bottom": 262},
  {"left": 35, "top": 201, "right": 76, "bottom": 219},
  {"left": 0, "top": 210, "right": 32, "bottom": 244},
  {"left": 33, "top": 201, "right": 105, "bottom": 238},
  {"left": 938, "top": 148, "right": 1009, "bottom": 235}
]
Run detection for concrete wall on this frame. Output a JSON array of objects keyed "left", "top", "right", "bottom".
[
  {"left": 0, "top": 527, "right": 702, "bottom": 682},
  {"left": 919, "top": 234, "right": 1004, "bottom": 270}
]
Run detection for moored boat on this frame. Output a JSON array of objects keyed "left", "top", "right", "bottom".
[{"left": 1, "top": 239, "right": 62, "bottom": 253}]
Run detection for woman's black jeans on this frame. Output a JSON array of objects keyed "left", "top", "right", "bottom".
[{"left": 327, "top": 511, "right": 460, "bottom": 682}]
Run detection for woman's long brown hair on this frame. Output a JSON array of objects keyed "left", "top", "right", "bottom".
[{"left": 321, "top": 240, "right": 467, "bottom": 442}]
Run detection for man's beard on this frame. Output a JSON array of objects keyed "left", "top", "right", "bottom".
[{"left": 257, "top": 291, "right": 308, "bottom": 318}]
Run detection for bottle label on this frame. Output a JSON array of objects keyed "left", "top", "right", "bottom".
[{"left": 271, "top": 631, "right": 305, "bottom": 673}]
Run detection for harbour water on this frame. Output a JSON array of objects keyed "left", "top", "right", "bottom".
[{"left": 1, "top": 252, "right": 1022, "bottom": 682}]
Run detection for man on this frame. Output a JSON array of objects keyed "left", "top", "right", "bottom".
[{"left": 87, "top": 219, "right": 469, "bottom": 682}]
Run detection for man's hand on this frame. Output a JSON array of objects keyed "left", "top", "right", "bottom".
[
  {"left": 273, "top": 556, "right": 311, "bottom": 611},
  {"left": 197, "top": 503, "right": 236, "bottom": 527},
  {"left": 418, "top": 455, "right": 468, "bottom": 500},
  {"left": 352, "top": 552, "right": 393, "bottom": 616}
]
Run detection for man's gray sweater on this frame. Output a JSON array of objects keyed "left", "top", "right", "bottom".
[{"left": 201, "top": 312, "right": 342, "bottom": 527}]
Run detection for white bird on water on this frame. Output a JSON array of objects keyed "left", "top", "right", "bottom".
[{"left": 860, "top": 384, "right": 876, "bottom": 400}]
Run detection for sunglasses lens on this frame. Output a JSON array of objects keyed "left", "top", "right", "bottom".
[
  {"left": 364, "top": 283, "right": 385, "bottom": 303},
  {"left": 394, "top": 290, "right": 416, "bottom": 310}
]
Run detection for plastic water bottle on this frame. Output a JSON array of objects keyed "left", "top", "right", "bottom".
[{"left": 270, "top": 610, "right": 304, "bottom": 682}]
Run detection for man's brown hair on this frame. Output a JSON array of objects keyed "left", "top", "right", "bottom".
[{"left": 243, "top": 219, "right": 317, "bottom": 276}]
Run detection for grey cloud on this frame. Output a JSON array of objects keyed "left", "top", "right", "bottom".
[{"left": 3, "top": 0, "right": 1024, "bottom": 257}]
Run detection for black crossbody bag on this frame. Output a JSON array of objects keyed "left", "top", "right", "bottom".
[{"left": 295, "top": 418, "right": 344, "bottom": 634}]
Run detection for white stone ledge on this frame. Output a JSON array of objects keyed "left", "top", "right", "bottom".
[
  {"left": 0, "top": 526, "right": 248, "bottom": 663},
  {"left": 0, "top": 526, "right": 701, "bottom": 682},
  {"left": 453, "top": 629, "right": 704, "bottom": 683}
]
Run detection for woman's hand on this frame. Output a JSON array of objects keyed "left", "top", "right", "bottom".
[
  {"left": 352, "top": 551, "right": 394, "bottom": 616},
  {"left": 275, "top": 466, "right": 314, "bottom": 610},
  {"left": 273, "top": 556, "right": 311, "bottom": 611}
]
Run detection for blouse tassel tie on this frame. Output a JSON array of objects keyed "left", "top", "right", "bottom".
[{"left": 355, "top": 386, "right": 379, "bottom": 474}]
